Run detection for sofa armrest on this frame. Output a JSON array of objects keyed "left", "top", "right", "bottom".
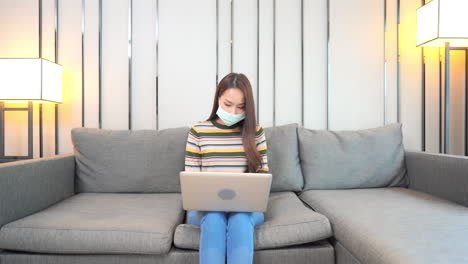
[
  {"left": 405, "top": 150, "right": 468, "bottom": 207},
  {"left": 0, "top": 154, "right": 76, "bottom": 227}
]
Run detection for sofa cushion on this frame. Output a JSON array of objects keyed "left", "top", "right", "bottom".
[
  {"left": 173, "top": 192, "right": 332, "bottom": 250},
  {"left": 264, "top": 123, "right": 304, "bottom": 191},
  {"left": 0, "top": 193, "right": 184, "bottom": 255},
  {"left": 299, "top": 187, "right": 468, "bottom": 264},
  {"left": 298, "top": 123, "right": 407, "bottom": 190},
  {"left": 71, "top": 126, "right": 189, "bottom": 193}
]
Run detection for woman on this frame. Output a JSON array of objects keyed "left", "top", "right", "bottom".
[{"left": 184, "top": 72, "right": 269, "bottom": 264}]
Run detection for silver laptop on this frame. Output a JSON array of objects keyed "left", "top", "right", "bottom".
[{"left": 179, "top": 171, "right": 272, "bottom": 212}]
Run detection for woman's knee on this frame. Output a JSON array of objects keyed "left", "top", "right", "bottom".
[
  {"left": 228, "top": 212, "right": 253, "bottom": 228},
  {"left": 201, "top": 211, "right": 227, "bottom": 227},
  {"left": 250, "top": 212, "right": 265, "bottom": 226}
]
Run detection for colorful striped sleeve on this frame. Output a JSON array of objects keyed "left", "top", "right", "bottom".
[
  {"left": 255, "top": 126, "right": 269, "bottom": 173},
  {"left": 185, "top": 126, "right": 202, "bottom": 172}
]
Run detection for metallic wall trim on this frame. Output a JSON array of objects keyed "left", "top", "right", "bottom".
[
  {"left": 273, "top": 0, "right": 276, "bottom": 127},
  {"left": 216, "top": 0, "right": 219, "bottom": 86},
  {"left": 384, "top": 0, "right": 387, "bottom": 126},
  {"left": 28, "top": 102, "right": 33, "bottom": 158},
  {"left": 444, "top": 42, "right": 450, "bottom": 153},
  {"left": 82, "top": 0, "right": 85, "bottom": 127},
  {"left": 439, "top": 47, "right": 442, "bottom": 153},
  {"left": 0, "top": 102, "right": 4, "bottom": 157},
  {"left": 155, "top": 0, "right": 159, "bottom": 130},
  {"left": 396, "top": 0, "right": 400, "bottom": 123},
  {"left": 55, "top": 104, "right": 58, "bottom": 154},
  {"left": 39, "top": 0, "right": 43, "bottom": 158},
  {"left": 230, "top": 0, "right": 233, "bottom": 72},
  {"left": 465, "top": 50, "right": 468, "bottom": 156},
  {"left": 421, "top": 0, "right": 426, "bottom": 151},
  {"left": 422, "top": 46, "right": 426, "bottom": 151},
  {"left": 256, "top": 0, "right": 259, "bottom": 122},
  {"left": 55, "top": 0, "right": 59, "bottom": 155},
  {"left": 301, "top": 0, "right": 304, "bottom": 127},
  {"left": 99, "top": 0, "right": 102, "bottom": 128},
  {"left": 128, "top": 0, "right": 133, "bottom": 130},
  {"left": 39, "top": 0, "right": 42, "bottom": 58},
  {"left": 39, "top": 104, "right": 43, "bottom": 157},
  {"left": 55, "top": 0, "right": 58, "bottom": 62},
  {"left": 326, "top": 0, "right": 330, "bottom": 130}
]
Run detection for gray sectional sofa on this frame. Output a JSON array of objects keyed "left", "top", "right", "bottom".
[{"left": 0, "top": 122, "right": 467, "bottom": 264}]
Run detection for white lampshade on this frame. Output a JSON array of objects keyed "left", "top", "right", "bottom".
[
  {"left": 417, "top": 0, "right": 468, "bottom": 47},
  {"left": 0, "top": 58, "right": 62, "bottom": 103}
]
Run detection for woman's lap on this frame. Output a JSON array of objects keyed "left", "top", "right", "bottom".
[{"left": 187, "top": 210, "right": 264, "bottom": 227}]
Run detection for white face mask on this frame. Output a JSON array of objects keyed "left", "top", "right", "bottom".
[{"left": 216, "top": 105, "right": 246, "bottom": 126}]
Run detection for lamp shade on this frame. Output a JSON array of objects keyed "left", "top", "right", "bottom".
[
  {"left": 417, "top": 0, "right": 468, "bottom": 47},
  {"left": 0, "top": 58, "right": 62, "bottom": 103}
]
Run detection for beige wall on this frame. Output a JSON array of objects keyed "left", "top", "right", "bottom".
[{"left": 1, "top": 0, "right": 464, "bottom": 157}]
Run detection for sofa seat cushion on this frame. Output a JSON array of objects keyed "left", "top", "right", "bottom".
[
  {"left": 299, "top": 187, "right": 468, "bottom": 264},
  {"left": 0, "top": 193, "right": 184, "bottom": 255},
  {"left": 174, "top": 192, "right": 332, "bottom": 250}
]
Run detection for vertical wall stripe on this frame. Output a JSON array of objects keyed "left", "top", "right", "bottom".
[
  {"left": 444, "top": 42, "right": 450, "bottom": 153},
  {"left": 396, "top": 0, "right": 400, "bottom": 123},
  {"left": 422, "top": 46, "right": 426, "bottom": 150},
  {"left": 155, "top": 0, "right": 159, "bottom": 130},
  {"left": 421, "top": 0, "right": 426, "bottom": 151},
  {"left": 55, "top": 0, "right": 58, "bottom": 61},
  {"left": 230, "top": 0, "right": 233, "bottom": 72},
  {"left": 54, "top": 0, "right": 59, "bottom": 155},
  {"left": 216, "top": 0, "right": 219, "bottom": 86},
  {"left": 39, "top": 0, "right": 42, "bottom": 58},
  {"left": 439, "top": 47, "right": 442, "bottom": 152},
  {"left": 256, "top": 0, "right": 259, "bottom": 122},
  {"left": 0, "top": 102, "right": 3, "bottom": 157},
  {"left": 98, "top": 0, "right": 102, "bottom": 128},
  {"left": 81, "top": 0, "right": 85, "bottom": 127},
  {"left": 465, "top": 50, "right": 468, "bottom": 156},
  {"left": 272, "top": 0, "right": 276, "bottom": 127},
  {"left": 326, "top": 0, "right": 330, "bottom": 130},
  {"left": 39, "top": 104, "right": 43, "bottom": 157},
  {"left": 384, "top": 0, "right": 387, "bottom": 126},
  {"left": 39, "top": 0, "right": 43, "bottom": 158},
  {"left": 128, "top": 0, "right": 133, "bottom": 130},
  {"left": 301, "top": 0, "right": 306, "bottom": 127}
]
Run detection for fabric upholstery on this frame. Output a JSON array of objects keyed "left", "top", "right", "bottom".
[
  {"left": 0, "top": 241, "right": 334, "bottom": 264},
  {"left": 0, "top": 154, "right": 75, "bottom": 227},
  {"left": 298, "top": 123, "right": 407, "bottom": 190},
  {"left": 174, "top": 192, "right": 332, "bottom": 250},
  {"left": 299, "top": 187, "right": 468, "bottom": 264},
  {"left": 263, "top": 123, "right": 304, "bottom": 191},
  {"left": 0, "top": 193, "right": 184, "bottom": 255},
  {"left": 71, "top": 127, "right": 189, "bottom": 193},
  {"left": 406, "top": 150, "right": 468, "bottom": 207}
]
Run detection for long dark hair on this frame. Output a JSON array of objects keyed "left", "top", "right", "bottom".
[{"left": 207, "top": 73, "right": 262, "bottom": 173}]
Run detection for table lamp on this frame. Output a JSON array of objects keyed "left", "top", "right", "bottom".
[{"left": 0, "top": 58, "right": 62, "bottom": 162}]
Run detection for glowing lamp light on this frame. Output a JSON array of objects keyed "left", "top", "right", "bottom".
[
  {"left": 417, "top": 0, "right": 468, "bottom": 47},
  {"left": 0, "top": 58, "right": 62, "bottom": 104}
]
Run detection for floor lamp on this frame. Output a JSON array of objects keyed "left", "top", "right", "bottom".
[
  {"left": 0, "top": 58, "right": 62, "bottom": 163},
  {"left": 416, "top": 0, "right": 468, "bottom": 155}
]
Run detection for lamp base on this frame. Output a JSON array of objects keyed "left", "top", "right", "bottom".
[{"left": 0, "top": 101, "right": 34, "bottom": 162}]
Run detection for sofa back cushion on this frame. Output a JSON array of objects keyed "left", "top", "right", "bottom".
[
  {"left": 298, "top": 123, "right": 407, "bottom": 190},
  {"left": 71, "top": 127, "right": 189, "bottom": 193},
  {"left": 264, "top": 123, "right": 304, "bottom": 191}
]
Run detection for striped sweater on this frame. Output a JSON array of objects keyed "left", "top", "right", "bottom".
[{"left": 184, "top": 119, "right": 269, "bottom": 173}]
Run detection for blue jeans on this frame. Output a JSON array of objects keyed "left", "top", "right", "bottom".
[{"left": 187, "top": 210, "right": 265, "bottom": 264}]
